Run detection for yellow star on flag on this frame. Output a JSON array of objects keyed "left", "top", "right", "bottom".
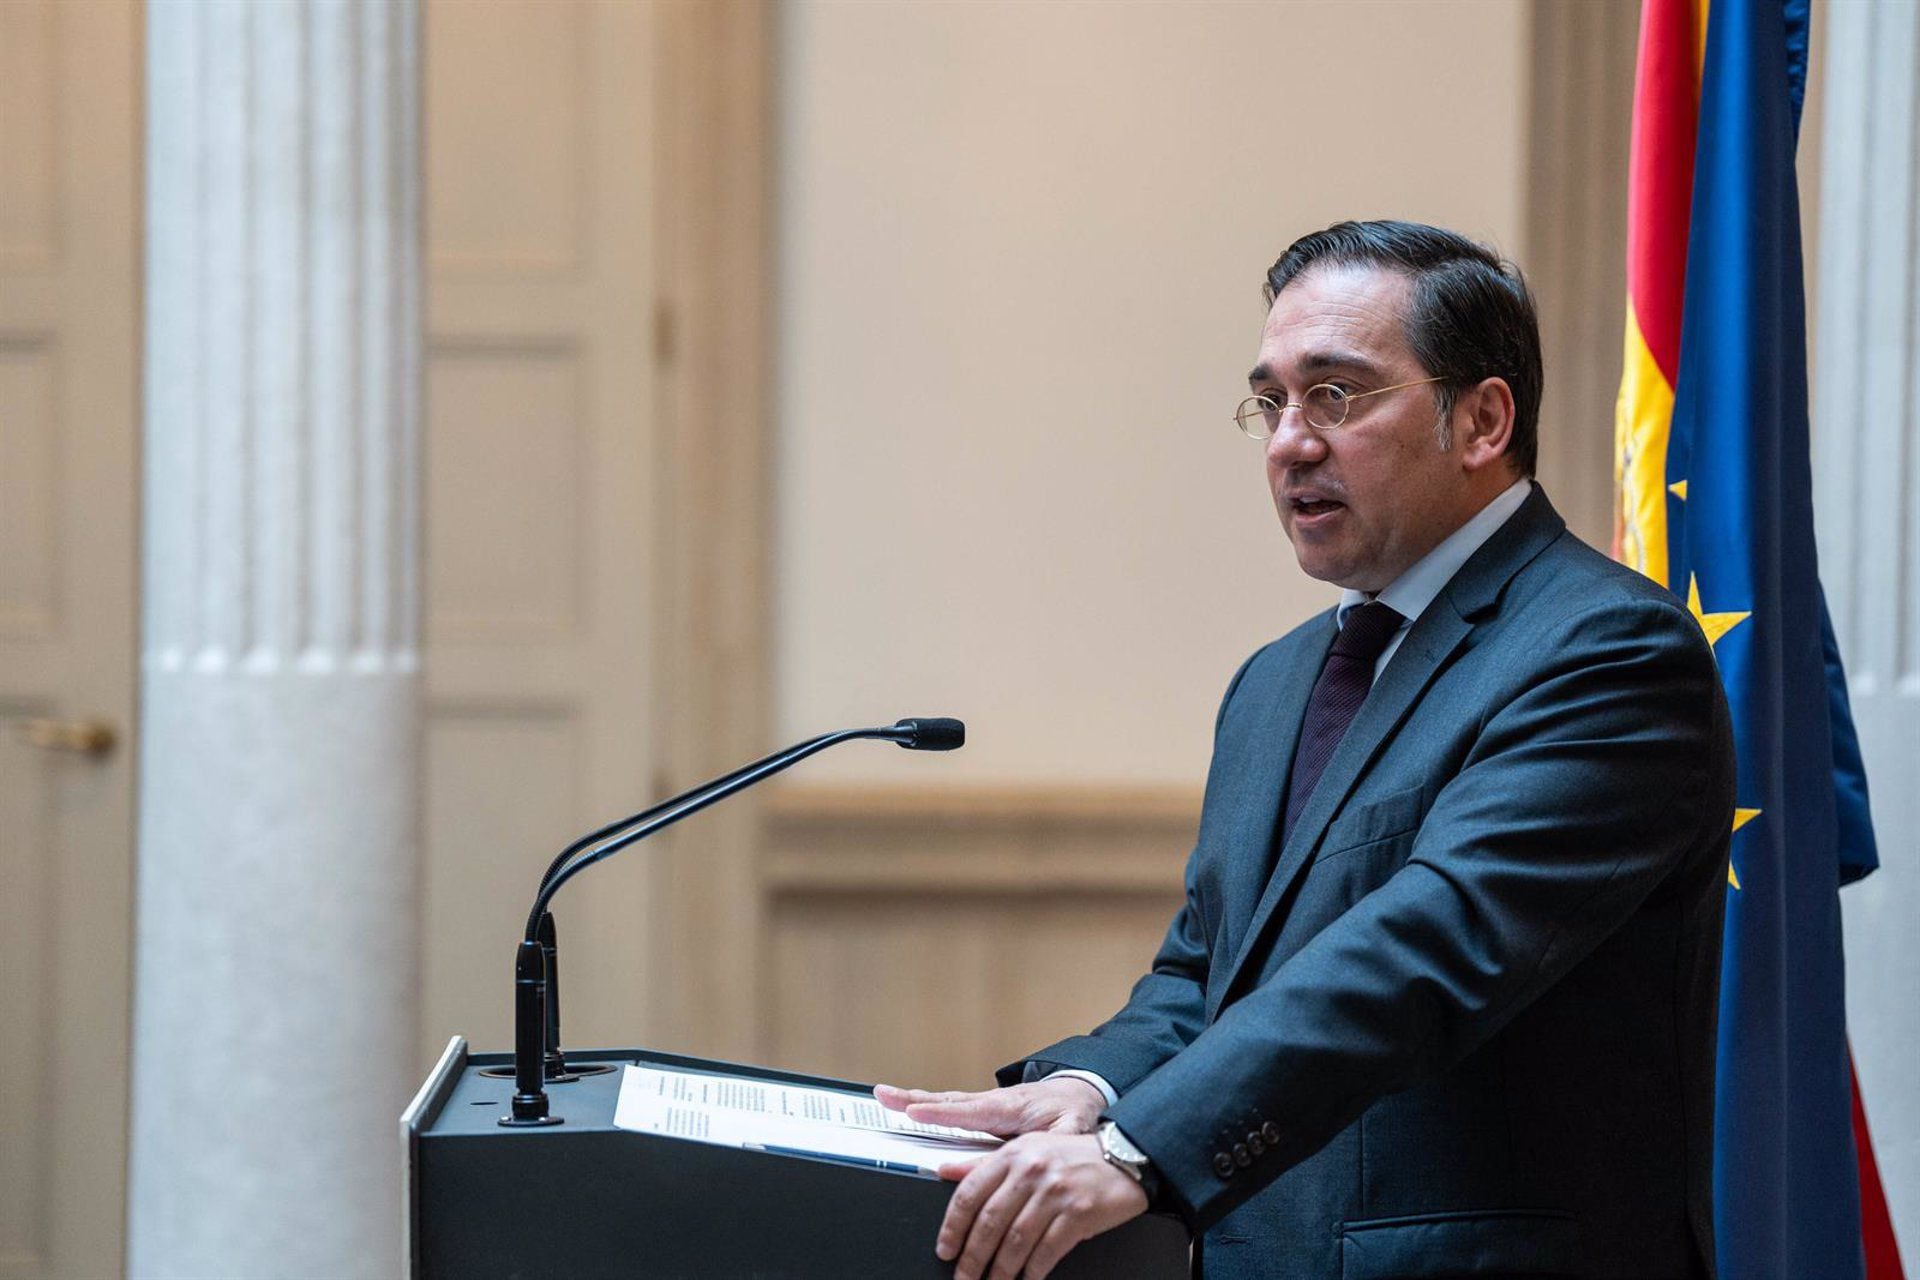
[
  {"left": 1676, "top": 568, "right": 1756, "bottom": 889},
  {"left": 1728, "top": 808, "right": 1761, "bottom": 889},
  {"left": 1687, "top": 574, "right": 1751, "bottom": 650}
]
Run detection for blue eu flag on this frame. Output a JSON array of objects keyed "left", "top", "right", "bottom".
[{"left": 1661, "top": 1, "right": 1883, "bottom": 1276}]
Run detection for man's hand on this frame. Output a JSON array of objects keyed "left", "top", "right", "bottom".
[
  {"left": 873, "top": 1077, "right": 1105, "bottom": 1136},
  {"left": 931, "top": 1132, "right": 1148, "bottom": 1280}
]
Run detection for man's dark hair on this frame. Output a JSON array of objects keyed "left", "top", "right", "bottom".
[{"left": 1264, "top": 220, "right": 1542, "bottom": 477}]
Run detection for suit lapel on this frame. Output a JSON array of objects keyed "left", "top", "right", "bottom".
[
  {"left": 1213, "top": 614, "right": 1336, "bottom": 957},
  {"left": 1209, "top": 485, "right": 1569, "bottom": 1016}
]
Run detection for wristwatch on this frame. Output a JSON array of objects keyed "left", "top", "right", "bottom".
[{"left": 1097, "top": 1120, "right": 1156, "bottom": 1196}]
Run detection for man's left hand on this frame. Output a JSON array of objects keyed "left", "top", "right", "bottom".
[{"left": 934, "top": 1131, "right": 1148, "bottom": 1280}]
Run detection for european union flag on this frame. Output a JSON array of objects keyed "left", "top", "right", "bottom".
[{"left": 1661, "top": 1, "right": 1885, "bottom": 1276}]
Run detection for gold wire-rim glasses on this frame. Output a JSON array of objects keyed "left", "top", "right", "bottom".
[{"left": 1234, "top": 376, "right": 1447, "bottom": 439}]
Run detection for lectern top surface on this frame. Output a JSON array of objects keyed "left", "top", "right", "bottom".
[{"left": 417, "top": 1048, "right": 885, "bottom": 1139}]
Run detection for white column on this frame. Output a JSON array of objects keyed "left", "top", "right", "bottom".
[
  {"left": 1812, "top": 0, "right": 1920, "bottom": 1252},
  {"left": 128, "top": 1, "right": 421, "bottom": 1276}
]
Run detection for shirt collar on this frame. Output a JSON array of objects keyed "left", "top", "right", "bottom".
[{"left": 1337, "top": 477, "right": 1533, "bottom": 630}]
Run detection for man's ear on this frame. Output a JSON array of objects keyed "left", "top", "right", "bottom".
[{"left": 1455, "top": 377, "right": 1516, "bottom": 473}]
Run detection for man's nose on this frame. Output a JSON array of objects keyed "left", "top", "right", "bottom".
[{"left": 1265, "top": 405, "right": 1328, "bottom": 468}]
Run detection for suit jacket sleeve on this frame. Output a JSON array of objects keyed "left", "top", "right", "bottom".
[
  {"left": 1105, "top": 595, "right": 1732, "bottom": 1228},
  {"left": 996, "top": 648, "right": 1264, "bottom": 1094}
]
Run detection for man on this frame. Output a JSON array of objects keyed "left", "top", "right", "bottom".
[{"left": 877, "top": 221, "right": 1734, "bottom": 1280}]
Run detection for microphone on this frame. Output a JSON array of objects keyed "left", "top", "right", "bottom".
[
  {"left": 500, "top": 718, "right": 965, "bottom": 1126},
  {"left": 889, "top": 717, "right": 965, "bottom": 751}
]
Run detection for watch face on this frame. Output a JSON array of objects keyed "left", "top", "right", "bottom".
[{"left": 1102, "top": 1122, "right": 1147, "bottom": 1166}]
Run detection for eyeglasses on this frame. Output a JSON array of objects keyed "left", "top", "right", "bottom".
[{"left": 1233, "top": 376, "right": 1446, "bottom": 439}]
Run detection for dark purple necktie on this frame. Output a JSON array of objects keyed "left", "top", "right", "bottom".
[{"left": 1281, "top": 601, "right": 1405, "bottom": 846}]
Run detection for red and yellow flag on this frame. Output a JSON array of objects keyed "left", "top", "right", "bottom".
[{"left": 1612, "top": 0, "right": 1706, "bottom": 588}]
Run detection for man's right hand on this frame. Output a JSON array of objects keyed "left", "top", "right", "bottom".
[{"left": 873, "top": 1076, "right": 1106, "bottom": 1136}]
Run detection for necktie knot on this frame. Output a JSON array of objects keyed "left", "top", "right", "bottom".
[{"left": 1330, "top": 601, "right": 1404, "bottom": 663}]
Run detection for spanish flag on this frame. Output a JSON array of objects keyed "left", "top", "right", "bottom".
[{"left": 1614, "top": 1, "right": 1904, "bottom": 1276}]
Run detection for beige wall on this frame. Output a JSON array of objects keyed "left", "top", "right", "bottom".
[{"left": 775, "top": 0, "right": 1530, "bottom": 787}]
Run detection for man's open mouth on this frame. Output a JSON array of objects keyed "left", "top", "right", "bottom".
[{"left": 1292, "top": 498, "right": 1344, "bottom": 516}]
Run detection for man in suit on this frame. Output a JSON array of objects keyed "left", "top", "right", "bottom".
[{"left": 877, "top": 220, "right": 1734, "bottom": 1280}]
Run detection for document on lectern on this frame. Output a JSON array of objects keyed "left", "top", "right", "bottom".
[{"left": 612, "top": 1064, "right": 1002, "bottom": 1175}]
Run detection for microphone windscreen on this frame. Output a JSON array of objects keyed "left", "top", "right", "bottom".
[{"left": 897, "top": 717, "right": 965, "bottom": 751}]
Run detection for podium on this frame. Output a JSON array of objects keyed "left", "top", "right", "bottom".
[{"left": 403, "top": 1037, "right": 1192, "bottom": 1278}]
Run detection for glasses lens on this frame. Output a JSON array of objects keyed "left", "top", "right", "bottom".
[
  {"left": 1303, "top": 384, "right": 1350, "bottom": 430},
  {"left": 1236, "top": 395, "right": 1281, "bottom": 439}
]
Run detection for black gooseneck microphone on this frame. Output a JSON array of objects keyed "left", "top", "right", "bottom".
[
  {"left": 498, "top": 745, "right": 825, "bottom": 1087},
  {"left": 506, "top": 716, "right": 968, "bottom": 1084},
  {"left": 499, "top": 717, "right": 965, "bottom": 1127}
]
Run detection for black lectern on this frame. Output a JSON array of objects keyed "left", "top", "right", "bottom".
[{"left": 403, "top": 1037, "right": 1192, "bottom": 1278}]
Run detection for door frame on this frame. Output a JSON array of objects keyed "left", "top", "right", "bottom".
[{"left": 649, "top": 0, "right": 774, "bottom": 1061}]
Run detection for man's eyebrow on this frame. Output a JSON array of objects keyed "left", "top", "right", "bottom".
[
  {"left": 1248, "top": 350, "right": 1387, "bottom": 386},
  {"left": 1305, "top": 349, "right": 1383, "bottom": 374}
]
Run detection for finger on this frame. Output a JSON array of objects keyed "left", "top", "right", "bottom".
[
  {"left": 872, "top": 1083, "right": 921, "bottom": 1111},
  {"left": 938, "top": 1155, "right": 1011, "bottom": 1264},
  {"left": 877, "top": 1084, "right": 977, "bottom": 1109},
  {"left": 986, "top": 1189, "right": 1057, "bottom": 1280},
  {"left": 908, "top": 1094, "right": 1028, "bottom": 1134},
  {"left": 953, "top": 1167, "right": 1036, "bottom": 1280},
  {"left": 938, "top": 1157, "right": 988, "bottom": 1182},
  {"left": 1022, "top": 1216, "right": 1083, "bottom": 1280}
]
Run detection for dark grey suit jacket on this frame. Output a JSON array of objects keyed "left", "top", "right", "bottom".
[{"left": 1003, "top": 488, "right": 1733, "bottom": 1280}]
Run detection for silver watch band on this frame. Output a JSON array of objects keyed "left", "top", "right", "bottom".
[{"left": 1098, "top": 1120, "right": 1150, "bottom": 1183}]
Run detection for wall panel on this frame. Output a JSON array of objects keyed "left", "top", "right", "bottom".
[
  {"left": 0, "top": 338, "right": 58, "bottom": 635},
  {"left": 0, "top": 0, "right": 57, "bottom": 265},
  {"left": 425, "top": 341, "right": 585, "bottom": 640},
  {"left": 1525, "top": 0, "right": 1636, "bottom": 551},
  {"left": 424, "top": 0, "right": 584, "bottom": 272},
  {"left": 0, "top": 724, "right": 53, "bottom": 1274},
  {"left": 764, "top": 785, "right": 1193, "bottom": 1088}
]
